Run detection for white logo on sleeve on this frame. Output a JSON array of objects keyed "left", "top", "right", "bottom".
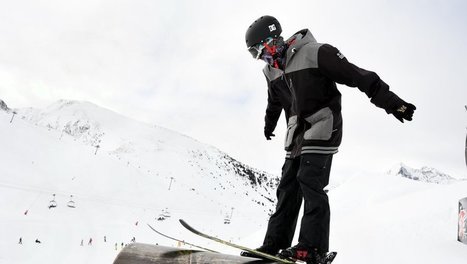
[
  {"left": 336, "top": 52, "right": 345, "bottom": 59},
  {"left": 268, "top": 24, "right": 277, "bottom": 32}
]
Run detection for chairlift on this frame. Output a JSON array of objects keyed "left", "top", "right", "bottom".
[
  {"left": 162, "top": 208, "right": 171, "bottom": 218},
  {"left": 224, "top": 215, "right": 231, "bottom": 224},
  {"left": 156, "top": 208, "right": 170, "bottom": 221},
  {"left": 48, "top": 194, "right": 57, "bottom": 209},
  {"left": 224, "top": 207, "right": 234, "bottom": 224},
  {"left": 67, "top": 195, "right": 76, "bottom": 208}
]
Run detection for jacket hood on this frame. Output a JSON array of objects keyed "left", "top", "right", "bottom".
[
  {"left": 262, "top": 29, "right": 318, "bottom": 75},
  {"left": 287, "top": 29, "right": 317, "bottom": 50}
]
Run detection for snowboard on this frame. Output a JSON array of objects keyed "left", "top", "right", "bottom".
[
  {"left": 147, "top": 223, "right": 218, "bottom": 253},
  {"left": 179, "top": 219, "right": 297, "bottom": 263},
  {"left": 179, "top": 219, "right": 337, "bottom": 264}
]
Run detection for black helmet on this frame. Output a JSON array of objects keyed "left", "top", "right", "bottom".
[{"left": 245, "top": 15, "right": 282, "bottom": 48}]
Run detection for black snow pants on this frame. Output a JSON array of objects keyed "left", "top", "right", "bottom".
[{"left": 263, "top": 153, "right": 333, "bottom": 252}]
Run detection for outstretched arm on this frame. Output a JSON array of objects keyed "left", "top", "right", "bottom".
[{"left": 318, "top": 44, "right": 415, "bottom": 122}]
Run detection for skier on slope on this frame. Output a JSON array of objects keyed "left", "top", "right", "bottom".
[{"left": 243, "top": 16, "right": 416, "bottom": 263}]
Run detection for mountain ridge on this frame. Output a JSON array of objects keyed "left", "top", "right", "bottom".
[{"left": 388, "top": 162, "right": 464, "bottom": 184}]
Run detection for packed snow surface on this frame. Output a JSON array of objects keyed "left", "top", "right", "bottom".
[{"left": 0, "top": 100, "right": 466, "bottom": 264}]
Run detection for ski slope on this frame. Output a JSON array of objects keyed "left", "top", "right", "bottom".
[
  {"left": 0, "top": 100, "right": 277, "bottom": 263},
  {"left": 0, "top": 100, "right": 466, "bottom": 264}
]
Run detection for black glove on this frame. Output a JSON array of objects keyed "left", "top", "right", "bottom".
[
  {"left": 392, "top": 102, "right": 416, "bottom": 123},
  {"left": 264, "top": 129, "right": 275, "bottom": 140}
]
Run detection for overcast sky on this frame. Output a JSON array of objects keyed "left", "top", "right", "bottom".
[{"left": 1, "top": 0, "right": 466, "bottom": 178}]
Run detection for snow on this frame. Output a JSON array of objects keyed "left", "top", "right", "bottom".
[
  {"left": 1, "top": 100, "right": 466, "bottom": 264},
  {"left": 330, "top": 171, "right": 467, "bottom": 263}
]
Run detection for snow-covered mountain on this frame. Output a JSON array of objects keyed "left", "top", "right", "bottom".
[
  {"left": 14, "top": 99, "right": 279, "bottom": 211},
  {"left": 389, "top": 163, "right": 461, "bottom": 184},
  {"left": 1, "top": 99, "right": 467, "bottom": 264}
]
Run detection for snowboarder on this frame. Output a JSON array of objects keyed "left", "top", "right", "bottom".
[
  {"left": 131, "top": 237, "right": 136, "bottom": 243},
  {"left": 18, "top": 237, "right": 22, "bottom": 244},
  {"left": 104, "top": 236, "right": 107, "bottom": 243},
  {"left": 35, "top": 239, "right": 41, "bottom": 244},
  {"left": 244, "top": 15, "right": 416, "bottom": 263},
  {"left": 88, "top": 238, "right": 93, "bottom": 246},
  {"left": 80, "top": 239, "right": 84, "bottom": 246}
]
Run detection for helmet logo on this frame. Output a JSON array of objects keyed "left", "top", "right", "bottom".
[{"left": 268, "top": 24, "right": 277, "bottom": 32}]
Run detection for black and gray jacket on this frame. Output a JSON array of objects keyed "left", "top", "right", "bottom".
[{"left": 263, "top": 29, "right": 406, "bottom": 159}]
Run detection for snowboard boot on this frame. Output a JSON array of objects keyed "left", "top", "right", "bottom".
[
  {"left": 278, "top": 245, "right": 328, "bottom": 264},
  {"left": 240, "top": 244, "right": 280, "bottom": 259}
]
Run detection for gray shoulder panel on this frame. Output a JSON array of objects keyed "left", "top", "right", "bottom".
[{"left": 285, "top": 42, "right": 323, "bottom": 74}]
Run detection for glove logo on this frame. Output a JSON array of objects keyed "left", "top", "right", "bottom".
[{"left": 397, "top": 105, "right": 407, "bottom": 113}]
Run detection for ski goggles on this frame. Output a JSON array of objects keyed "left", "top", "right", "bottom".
[{"left": 248, "top": 37, "right": 275, "bottom": 60}]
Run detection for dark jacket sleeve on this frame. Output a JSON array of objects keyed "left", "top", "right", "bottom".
[
  {"left": 317, "top": 44, "right": 404, "bottom": 113},
  {"left": 264, "top": 80, "right": 283, "bottom": 133}
]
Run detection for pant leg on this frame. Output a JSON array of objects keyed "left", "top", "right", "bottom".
[
  {"left": 296, "top": 154, "right": 333, "bottom": 252},
  {"left": 263, "top": 158, "right": 302, "bottom": 249}
]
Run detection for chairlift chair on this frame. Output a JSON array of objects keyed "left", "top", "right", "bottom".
[
  {"left": 48, "top": 194, "right": 57, "bottom": 209},
  {"left": 162, "top": 208, "right": 171, "bottom": 218},
  {"left": 67, "top": 195, "right": 76, "bottom": 208},
  {"left": 157, "top": 208, "right": 170, "bottom": 221}
]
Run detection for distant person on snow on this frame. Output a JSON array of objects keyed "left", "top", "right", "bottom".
[
  {"left": 35, "top": 239, "right": 41, "bottom": 244},
  {"left": 243, "top": 15, "right": 416, "bottom": 263},
  {"left": 18, "top": 237, "right": 22, "bottom": 244},
  {"left": 88, "top": 238, "right": 93, "bottom": 246}
]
